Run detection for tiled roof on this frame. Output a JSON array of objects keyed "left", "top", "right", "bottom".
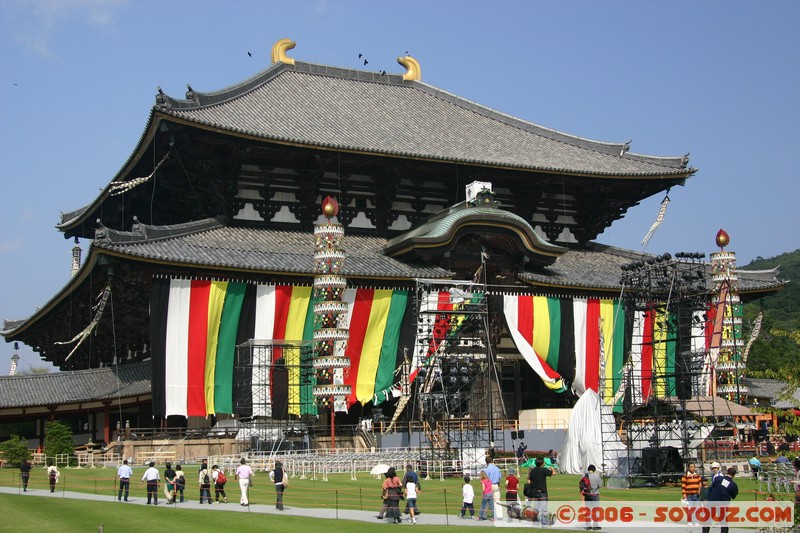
[
  {"left": 156, "top": 61, "right": 693, "bottom": 178},
  {"left": 518, "top": 244, "right": 788, "bottom": 292},
  {"left": 746, "top": 378, "right": 800, "bottom": 409},
  {"left": 0, "top": 362, "right": 150, "bottom": 408},
  {"left": 95, "top": 218, "right": 452, "bottom": 280}
]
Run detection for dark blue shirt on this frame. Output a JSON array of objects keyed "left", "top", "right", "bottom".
[{"left": 707, "top": 475, "right": 738, "bottom": 502}]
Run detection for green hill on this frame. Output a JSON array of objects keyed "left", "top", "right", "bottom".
[{"left": 742, "top": 248, "right": 799, "bottom": 374}]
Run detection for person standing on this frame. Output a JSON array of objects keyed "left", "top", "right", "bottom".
[
  {"left": 516, "top": 442, "right": 528, "bottom": 466},
  {"left": 212, "top": 465, "right": 228, "bottom": 503},
  {"left": 583, "top": 464, "right": 602, "bottom": 530},
  {"left": 460, "top": 475, "right": 475, "bottom": 519},
  {"left": 702, "top": 467, "right": 738, "bottom": 533},
  {"left": 273, "top": 460, "right": 287, "bottom": 510},
  {"left": 141, "top": 461, "right": 160, "bottom": 505},
  {"left": 681, "top": 462, "right": 702, "bottom": 527},
  {"left": 198, "top": 459, "right": 209, "bottom": 502},
  {"left": 478, "top": 471, "right": 494, "bottom": 521},
  {"left": 484, "top": 456, "right": 503, "bottom": 519},
  {"left": 174, "top": 465, "right": 186, "bottom": 503},
  {"left": 46, "top": 461, "right": 60, "bottom": 493},
  {"left": 19, "top": 459, "right": 31, "bottom": 492},
  {"left": 163, "top": 462, "right": 176, "bottom": 504},
  {"left": 235, "top": 458, "right": 253, "bottom": 506},
  {"left": 198, "top": 463, "right": 212, "bottom": 504},
  {"left": 505, "top": 467, "right": 519, "bottom": 504},
  {"left": 402, "top": 463, "right": 421, "bottom": 516},
  {"left": 117, "top": 459, "right": 132, "bottom": 501},
  {"left": 528, "top": 457, "right": 556, "bottom": 526}
]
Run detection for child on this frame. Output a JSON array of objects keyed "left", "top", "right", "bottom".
[
  {"left": 460, "top": 475, "right": 475, "bottom": 519},
  {"left": 212, "top": 464, "right": 228, "bottom": 503},
  {"left": 506, "top": 467, "right": 519, "bottom": 504},
  {"left": 479, "top": 470, "right": 494, "bottom": 521},
  {"left": 405, "top": 478, "right": 419, "bottom": 524}
]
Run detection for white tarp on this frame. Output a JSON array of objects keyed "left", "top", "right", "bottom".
[{"left": 558, "top": 389, "right": 626, "bottom": 475}]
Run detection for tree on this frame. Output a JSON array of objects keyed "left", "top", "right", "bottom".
[
  {"left": 0, "top": 435, "right": 31, "bottom": 466},
  {"left": 44, "top": 420, "right": 74, "bottom": 463}
]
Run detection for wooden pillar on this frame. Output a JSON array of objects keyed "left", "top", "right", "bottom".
[{"left": 103, "top": 403, "right": 111, "bottom": 444}]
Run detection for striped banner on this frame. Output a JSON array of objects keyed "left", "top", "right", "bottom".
[
  {"left": 151, "top": 278, "right": 408, "bottom": 417},
  {"left": 503, "top": 295, "right": 567, "bottom": 392}
]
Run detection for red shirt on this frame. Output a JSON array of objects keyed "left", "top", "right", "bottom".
[{"left": 506, "top": 474, "right": 519, "bottom": 493}]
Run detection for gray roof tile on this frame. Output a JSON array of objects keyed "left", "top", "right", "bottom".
[
  {"left": 158, "top": 61, "right": 693, "bottom": 178},
  {"left": 0, "top": 362, "right": 150, "bottom": 408}
]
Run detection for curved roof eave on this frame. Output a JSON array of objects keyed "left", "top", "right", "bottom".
[
  {"left": 1, "top": 248, "right": 101, "bottom": 339},
  {"left": 56, "top": 109, "right": 161, "bottom": 232}
]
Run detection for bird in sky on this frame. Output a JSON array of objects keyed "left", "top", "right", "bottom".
[
  {"left": 358, "top": 53, "right": 363, "bottom": 58},
  {"left": 247, "top": 51, "right": 252, "bottom": 57},
  {"left": 363, "top": 59, "right": 368, "bottom": 65}
]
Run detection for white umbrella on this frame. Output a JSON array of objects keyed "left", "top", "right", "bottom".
[{"left": 370, "top": 463, "right": 391, "bottom": 475}]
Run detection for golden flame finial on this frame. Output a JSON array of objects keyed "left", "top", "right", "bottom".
[
  {"left": 715, "top": 228, "right": 730, "bottom": 250},
  {"left": 271, "top": 38, "right": 296, "bottom": 65},
  {"left": 397, "top": 55, "right": 421, "bottom": 81}
]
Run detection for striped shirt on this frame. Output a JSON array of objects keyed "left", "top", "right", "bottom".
[{"left": 681, "top": 471, "right": 702, "bottom": 497}]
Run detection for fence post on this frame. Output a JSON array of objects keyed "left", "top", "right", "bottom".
[
  {"left": 335, "top": 489, "right": 339, "bottom": 519},
  {"left": 443, "top": 488, "right": 449, "bottom": 526},
  {"left": 359, "top": 487, "right": 363, "bottom": 510}
]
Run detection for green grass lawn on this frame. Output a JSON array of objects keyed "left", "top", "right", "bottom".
[{"left": 1, "top": 464, "right": 787, "bottom": 512}]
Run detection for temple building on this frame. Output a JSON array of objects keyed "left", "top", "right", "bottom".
[{"left": 1, "top": 39, "right": 785, "bottom": 450}]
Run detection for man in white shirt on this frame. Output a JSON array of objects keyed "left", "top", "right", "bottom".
[
  {"left": 117, "top": 459, "right": 133, "bottom": 502},
  {"left": 141, "top": 461, "right": 160, "bottom": 505},
  {"left": 235, "top": 458, "right": 254, "bottom": 506}
]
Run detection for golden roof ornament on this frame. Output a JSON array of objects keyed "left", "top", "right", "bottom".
[
  {"left": 397, "top": 55, "right": 421, "bottom": 81},
  {"left": 271, "top": 38, "right": 296, "bottom": 65}
]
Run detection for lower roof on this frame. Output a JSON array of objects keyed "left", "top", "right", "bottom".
[{"left": 0, "top": 361, "right": 151, "bottom": 409}]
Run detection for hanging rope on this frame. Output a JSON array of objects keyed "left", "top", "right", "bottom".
[
  {"left": 641, "top": 191, "right": 671, "bottom": 247},
  {"left": 109, "top": 152, "right": 170, "bottom": 196}
]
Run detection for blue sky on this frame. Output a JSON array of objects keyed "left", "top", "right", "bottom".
[{"left": 1, "top": 0, "right": 798, "bottom": 372}]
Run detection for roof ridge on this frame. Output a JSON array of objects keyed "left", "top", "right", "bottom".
[{"left": 94, "top": 216, "right": 225, "bottom": 244}]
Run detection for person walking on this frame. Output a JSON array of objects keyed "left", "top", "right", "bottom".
[
  {"left": 141, "top": 461, "right": 160, "bottom": 505},
  {"left": 163, "top": 462, "right": 176, "bottom": 504},
  {"left": 478, "top": 470, "right": 494, "bottom": 521},
  {"left": 273, "top": 460, "right": 287, "bottom": 510},
  {"left": 212, "top": 465, "right": 228, "bottom": 503},
  {"left": 46, "top": 461, "right": 60, "bottom": 493},
  {"left": 19, "top": 459, "right": 31, "bottom": 492},
  {"left": 681, "top": 462, "right": 702, "bottom": 527},
  {"left": 235, "top": 458, "right": 253, "bottom": 506},
  {"left": 402, "top": 464, "right": 421, "bottom": 516},
  {"left": 460, "top": 475, "right": 475, "bottom": 519},
  {"left": 404, "top": 473, "right": 419, "bottom": 523},
  {"left": 583, "top": 464, "right": 602, "bottom": 530},
  {"left": 381, "top": 467, "right": 403, "bottom": 523},
  {"left": 701, "top": 467, "right": 738, "bottom": 533},
  {"left": 484, "top": 456, "right": 503, "bottom": 519},
  {"left": 174, "top": 465, "right": 186, "bottom": 503},
  {"left": 198, "top": 463, "right": 212, "bottom": 504},
  {"left": 117, "top": 459, "right": 132, "bottom": 501},
  {"left": 527, "top": 457, "right": 557, "bottom": 526}
]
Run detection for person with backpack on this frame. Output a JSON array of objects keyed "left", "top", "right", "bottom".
[
  {"left": 174, "top": 465, "right": 186, "bottom": 502},
  {"left": 198, "top": 464, "right": 212, "bottom": 504},
  {"left": 527, "top": 457, "right": 557, "bottom": 526},
  {"left": 381, "top": 467, "right": 403, "bottom": 523},
  {"left": 581, "top": 464, "right": 602, "bottom": 530},
  {"left": 212, "top": 464, "right": 228, "bottom": 503},
  {"left": 702, "top": 467, "right": 738, "bottom": 533}
]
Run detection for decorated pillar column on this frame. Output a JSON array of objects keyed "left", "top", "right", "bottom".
[
  {"left": 710, "top": 229, "right": 747, "bottom": 403},
  {"left": 311, "top": 196, "right": 351, "bottom": 438}
]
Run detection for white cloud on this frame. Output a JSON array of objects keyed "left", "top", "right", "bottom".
[
  {"left": 0, "top": 239, "right": 23, "bottom": 254},
  {"left": 7, "top": 0, "right": 127, "bottom": 57}
]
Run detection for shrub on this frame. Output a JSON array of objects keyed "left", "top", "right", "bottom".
[
  {"left": 44, "top": 420, "right": 74, "bottom": 464},
  {"left": 0, "top": 435, "right": 31, "bottom": 466}
]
